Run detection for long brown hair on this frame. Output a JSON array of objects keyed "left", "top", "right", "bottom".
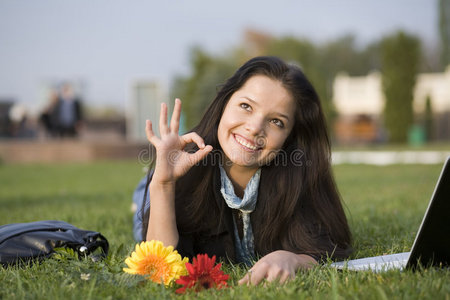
[{"left": 143, "top": 56, "right": 351, "bottom": 259}]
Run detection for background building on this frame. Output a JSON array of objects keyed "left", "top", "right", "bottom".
[
  {"left": 333, "top": 66, "right": 450, "bottom": 144},
  {"left": 126, "top": 81, "right": 166, "bottom": 141}
]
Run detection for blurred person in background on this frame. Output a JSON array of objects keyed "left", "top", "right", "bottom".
[
  {"left": 8, "top": 103, "right": 34, "bottom": 138},
  {"left": 53, "top": 83, "right": 84, "bottom": 138},
  {"left": 39, "top": 89, "right": 59, "bottom": 137}
]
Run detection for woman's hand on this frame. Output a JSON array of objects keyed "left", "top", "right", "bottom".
[
  {"left": 238, "top": 250, "right": 317, "bottom": 286},
  {"left": 146, "top": 98, "right": 213, "bottom": 184}
]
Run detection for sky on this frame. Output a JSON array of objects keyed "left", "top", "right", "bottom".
[{"left": 0, "top": 0, "right": 439, "bottom": 115}]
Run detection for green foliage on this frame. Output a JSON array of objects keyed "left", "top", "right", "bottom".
[
  {"left": 424, "top": 95, "right": 434, "bottom": 141},
  {"left": 439, "top": 0, "right": 450, "bottom": 68},
  {"left": 1, "top": 161, "right": 449, "bottom": 299},
  {"left": 171, "top": 47, "right": 240, "bottom": 131},
  {"left": 381, "top": 31, "right": 421, "bottom": 143},
  {"left": 172, "top": 35, "right": 381, "bottom": 131},
  {"left": 266, "top": 37, "right": 335, "bottom": 120},
  {"left": 265, "top": 35, "right": 381, "bottom": 124}
]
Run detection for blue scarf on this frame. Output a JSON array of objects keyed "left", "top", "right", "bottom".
[{"left": 219, "top": 166, "right": 261, "bottom": 265}]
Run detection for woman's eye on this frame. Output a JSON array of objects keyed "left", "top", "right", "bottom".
[
  {"left": 271, "top": 119, "right": 284, "bottom": 128},
  {"left": 240, "top": 103, "right": 251, "bottom": 110}
]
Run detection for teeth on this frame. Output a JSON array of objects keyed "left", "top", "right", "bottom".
[{"left": 235, "top": 135, "right": 258, "bottom": 150}]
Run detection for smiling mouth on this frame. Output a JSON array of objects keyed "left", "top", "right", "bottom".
[{"left": 233, "top": 134, "right": 262, "bottom": 152}]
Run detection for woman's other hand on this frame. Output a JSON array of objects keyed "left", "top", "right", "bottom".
[
  {"left": 145, "top": 98, "right": 213, "bottom": 184},
  {"left": 238, "top": 250, "right": 317, "bottom": 286}
]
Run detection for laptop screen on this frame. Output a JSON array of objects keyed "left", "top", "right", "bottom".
[{"left": 407, "top": 157, "right": 450, "bottom": 269}]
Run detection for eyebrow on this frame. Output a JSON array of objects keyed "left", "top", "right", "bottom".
[{"left": 242, "top": 96, "right": 291, "bottom": 121}]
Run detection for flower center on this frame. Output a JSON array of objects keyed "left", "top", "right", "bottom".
[
  {"left": 139, "top": 254, "right": 170, "bottom": 283},
  {"left": 196, "top": 274, "right": 215, "bottom": 290}
]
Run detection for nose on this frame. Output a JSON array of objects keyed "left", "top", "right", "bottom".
[{"left": 245, "top": 115, "right": 265, "bottom": 136}]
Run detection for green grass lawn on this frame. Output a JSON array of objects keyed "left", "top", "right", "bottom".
[{"left": 0, "top": 160, "right": 449, "bottom": 299}]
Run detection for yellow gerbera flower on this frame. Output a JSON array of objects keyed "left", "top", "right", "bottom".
[{"left": 123, "top": 240, "right": 188, "bottom": 286}]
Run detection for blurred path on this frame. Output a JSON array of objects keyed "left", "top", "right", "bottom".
[
  {"left": 0, "top": 140, "right": 150, "bottom": 164},
  {"left": 332, "top": 151, "right": 450, "bottom": 165},
  {"left": 1, "top": 141, "right": 448, "bottom": 165}
]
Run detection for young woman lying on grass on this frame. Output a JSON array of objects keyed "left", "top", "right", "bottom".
[{"left": 133, "top": 56, "right": 352, "bottom": 285}]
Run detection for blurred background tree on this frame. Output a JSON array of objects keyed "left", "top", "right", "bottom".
[
  {"left": 439, "top": 0, "right": 450, "bottom": 69},
  {"left": 170, "top": 47, "right": 239, "bottom": 130},
  {"left": 163, "top": 0, "right": 447, "bottom": 142},
  {"left": 424, "top": 95, "right": 434, "bottom": 142},
  {"left": 265, "top": 35, "right": 380, "bottom": 125},
  {"left": 173, "top": 33, "right": 381, "bottom": 132},
  {"left": 381, "top": 31, "right": 421, "bottom": 143}
]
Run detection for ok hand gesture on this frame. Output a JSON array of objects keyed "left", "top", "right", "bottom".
[{"left": 145, "top": 98, "right": 213, "bottom": 184}]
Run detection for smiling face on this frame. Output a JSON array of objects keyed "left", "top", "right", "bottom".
[{"left": 217, "top": 75, "right": 296, "bottom": 172}]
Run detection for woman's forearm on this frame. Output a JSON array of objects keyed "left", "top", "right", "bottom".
[{"left": 146, "top": 180, "right": 179, "bottom": 247}]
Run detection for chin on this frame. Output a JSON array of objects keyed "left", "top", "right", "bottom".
[{"left": 226, "top": 155, "right": 261, "bottom": 169}]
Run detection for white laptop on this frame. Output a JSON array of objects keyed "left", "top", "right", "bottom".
[{"left": 331, "top": 156, "right": 450, "bottom": 272}]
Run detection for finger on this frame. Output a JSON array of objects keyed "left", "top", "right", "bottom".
[
  {"left": 265, "top": 268, "right": 281, "bottom": 283},
  {"left": 238, "top": 269, "right": 255, "bottom": 285},
  {"left": 188, "top": 145, "right": 213, "bottom": 166},
  {"left": 169, "top": 98, "right": 181, "bottom": 134},
  {"left": 238, "top": 273, "right": 250, "bottom": 285},
  {"left": 159, "top": 103, "right": 169, "bottom": 135},
  {"left": 270, "top": 270, "right": 292, "bottom": 284},
  {"left": 248, "top": 268, "right": 266, "bottom": 286},
  {"left": 278, "top": 271, "right": 294, "bottom": 284},
  {"left": 240, "top": 266, "right": 267, "bottom": 286},
  {"left": 180, "top": 132, "right": 206, "bottom": 149},
  {"left": 145, "top": 120, "right": 159, "bottom": 144}
]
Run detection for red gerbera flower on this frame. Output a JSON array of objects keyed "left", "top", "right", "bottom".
[{"left": 175, "top": 254, "right": 229, "bottom": 294}]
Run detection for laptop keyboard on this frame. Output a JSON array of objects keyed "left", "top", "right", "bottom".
[{"left": 330, "top": 252, "right": 411, "bottom": 272}]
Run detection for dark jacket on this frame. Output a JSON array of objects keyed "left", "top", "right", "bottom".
[{"left": 51, "top": 97, "right": 83, "bottom": 127}]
